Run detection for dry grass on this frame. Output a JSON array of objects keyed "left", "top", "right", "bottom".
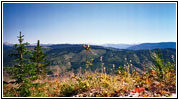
[{"left": 3, "top": 69, "right": 176, "bottom": 97}]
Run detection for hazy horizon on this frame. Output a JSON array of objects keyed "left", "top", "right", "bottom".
[
  {"left": 3, "top": 3, "right": 176, "bottom": 44},
  {"left": 3, "top": 41, "right": 176, "bottom": 45}
]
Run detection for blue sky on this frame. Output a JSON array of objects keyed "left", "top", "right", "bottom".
[{"left": 3, "top": 3, "right": 176, "bottom": 44}]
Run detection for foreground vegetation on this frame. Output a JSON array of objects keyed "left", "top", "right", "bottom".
[
  {"left": 3, "top": 52, "right": 176, "bottom": 97},
  {"left": 3, "top": 32, "right": 176, "bottom": 97},
  {"left": 3, "top": 68, "right": 176, "bottom": 97}
]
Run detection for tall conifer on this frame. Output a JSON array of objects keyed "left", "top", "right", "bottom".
[
  {"left": 31, "top": 40, "right": 49, "bottom": 78},
  {"left": 9, "top": 32, "right": 37, "bottom": 96},
  {"left": 10, "top": 32, "right": 31, "bottom": 83}
]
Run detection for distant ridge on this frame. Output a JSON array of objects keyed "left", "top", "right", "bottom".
[
  {"left": 3, "top": 42, "right": 13, "bottom": 46},
  {"left": 101, "top": 44, "right": 134, "bottom": 49},
  {"left": 127, "top": 42, "right": 176, "bottom": 50},
  {"left": 3, "top": 42, "right": 176, "bottom": 50}
]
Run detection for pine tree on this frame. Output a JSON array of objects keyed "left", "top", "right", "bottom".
[
  {"left": 10, "top": 32, "right": 31, "bottom": 83},
  {"left": 9, "top": 32, "right": 37, "bottom": 96},
  {"left": 31, "top": 40, "right": 49, "bottom": 79}
]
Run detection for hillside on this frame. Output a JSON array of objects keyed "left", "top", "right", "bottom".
[{"left": 3, "top": 43, "right": 176, "bottom": 74}]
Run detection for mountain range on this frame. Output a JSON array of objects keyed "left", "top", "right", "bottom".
[
  {"left": 100, "top": 44, "right": 134, "bottom": 49},
  {"left": 3, "top": 42, "right": 176, "bottom": 50},
  {"left": 127, "top": 42, "right": 176, "bottom": 50},
  {"left": 3, "top": 42, "right": 176, "bottom": 74}
]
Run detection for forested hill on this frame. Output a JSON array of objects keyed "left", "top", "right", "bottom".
[
  {"left": 127, "top": 42, "right": 176, "bottom": 50},
  {"left": 3, "top": 44, "right": 176, "bottom": 74}
]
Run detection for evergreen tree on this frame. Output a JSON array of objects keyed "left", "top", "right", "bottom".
[
  {"left": 8, "top": 32, "right": 38, "bottom": 96},
  {"left": 31, "top": 40, "right": 49, "bottom": 78},
  {"left": 9, "top": 32, "right": 33, "bottom": 83}
]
